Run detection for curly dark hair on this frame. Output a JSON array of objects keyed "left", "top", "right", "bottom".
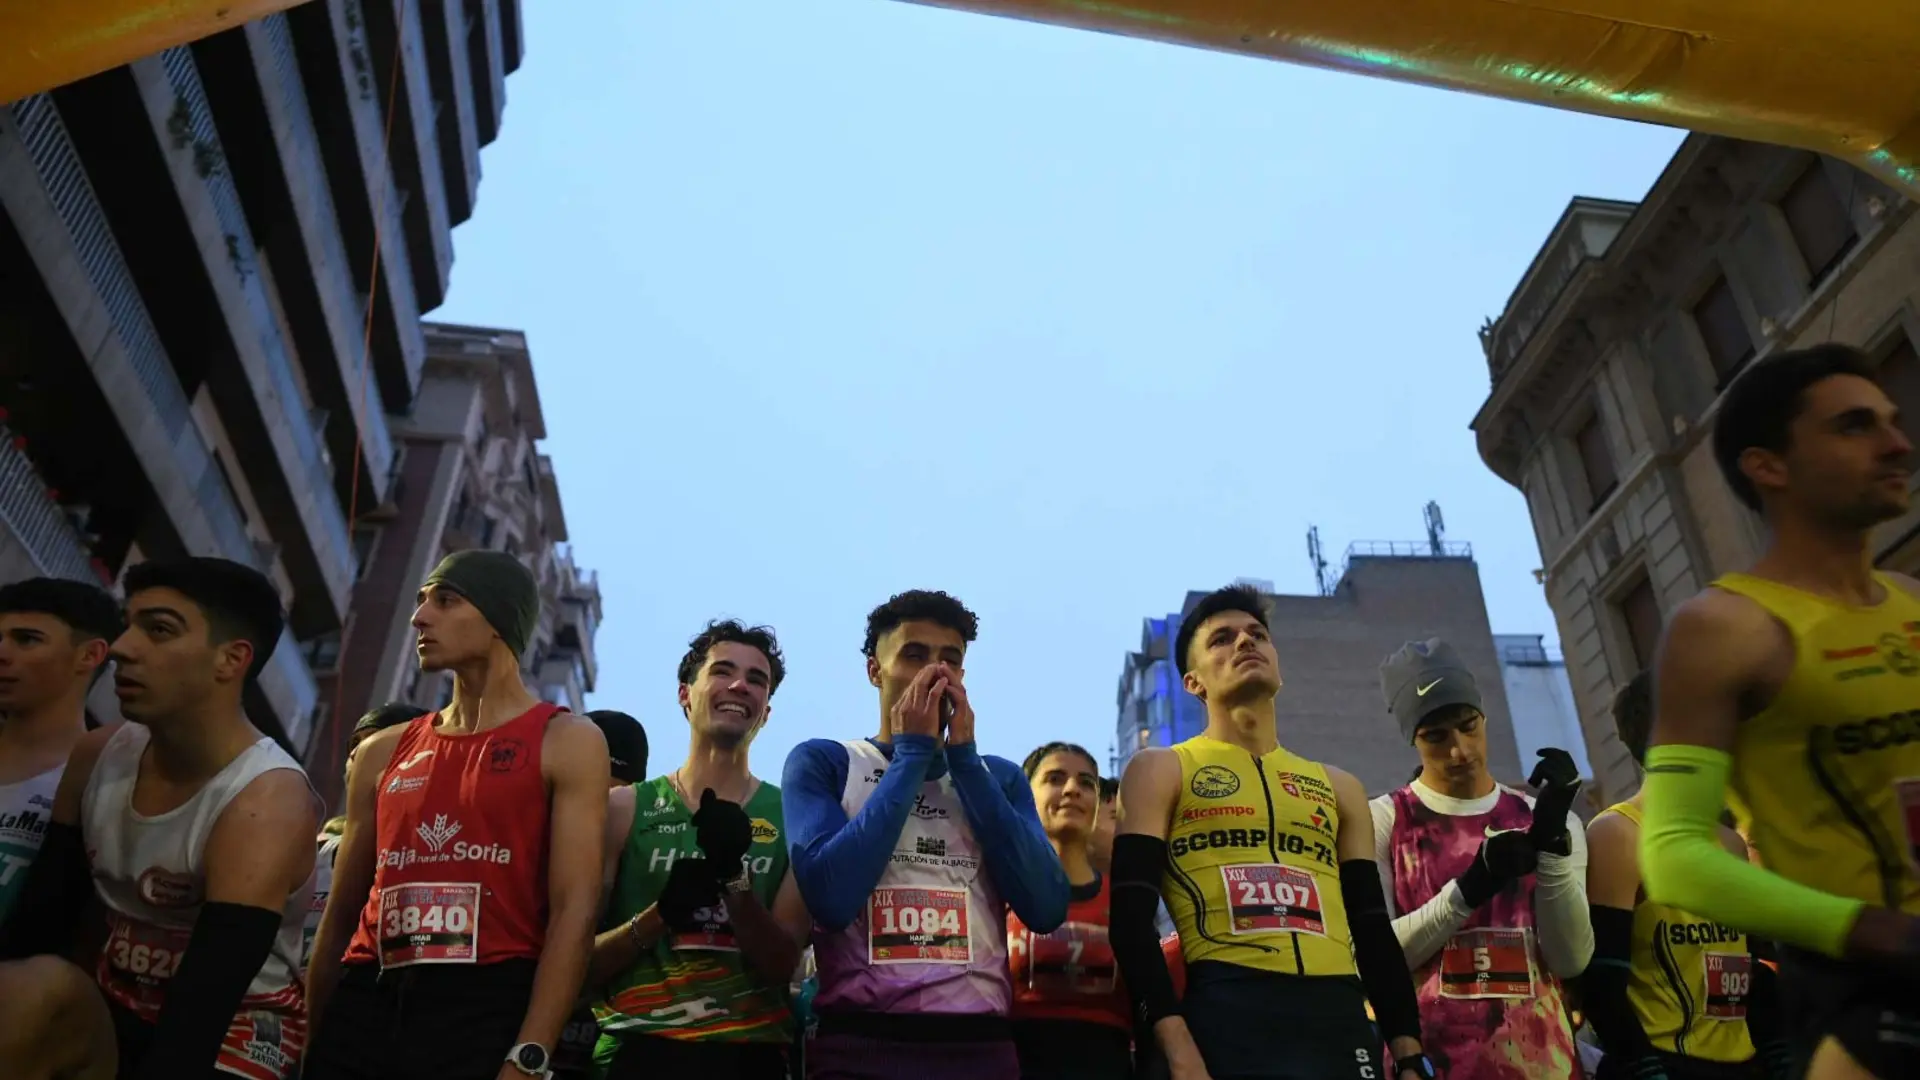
[
  {"left": 677, "top": 619, "right": 785, "bottom": 694},
  {"left": 861, "top": 590, "right": 978, "bottom": 658},
  {"left": 1612, "top": 669, "right": 1655, "bottom": 765},
  {"left": 1021, "top": 741, "right": 1099, "bottom": 780},
  {"left": 1174, "top": 584, "right": 1271, "bottom": 676},
  {"left": 1711, "top": 343, "right": 1879, "bottom": 512}
]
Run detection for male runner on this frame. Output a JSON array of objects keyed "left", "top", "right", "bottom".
[
  {"left": 1586, "top": 671, "right": 1790, "bottom": 1080},
  {"left": 1370, "top": 638, "right": 1592, "bottom": 1079},
  {"left": 783, "top": 589, "right": 1070, "bottom": 1078},
  {"left": 305, "top": 701, "right": 422, "bottom": 970},
  {"left": 589, "top": 709, "right": 648, "bottom": 788},
  {"left": 0, "top": 556, "right": 320, "bottom": 1080},
  {"left": 1111, "top": 584, "right": 1432, "bottom": 1080},
  {"left": 0, "top": 578, "right": 120, "bottom": 923},
  {"left": 304, "top": 549, "right": 610, "bottom": 1080},
  {"left": 1090, "top": 776, "right": 1120, "bottom": 876},
  {"left": 588, "top": 621, "right": 806, "bottom": 1078},
  {"left": 1639, "top": 344, "right": 1920, "bottom": 1080}
]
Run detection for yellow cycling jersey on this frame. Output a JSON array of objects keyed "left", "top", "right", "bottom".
[
  {"left": 1163, "top": 735, "right": 1354, "bottom": 977},
  {"left": 1713, "top": 572, "right": 1920, "bottom": 914},
  {"left": 1604, "top": 802, "right": 1756, "bottom": 1065}
]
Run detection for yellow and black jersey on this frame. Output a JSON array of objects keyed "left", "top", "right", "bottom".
[
  {"left": 1162, "top": 735, "right": 1354, "bottom": 977},
  {"left": 1713, "top": 572, "right": 1920, "bottom": 915}
]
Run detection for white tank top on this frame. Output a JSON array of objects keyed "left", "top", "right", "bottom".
[
  {"left": 0, "top": 764, "right": 62, "bottom": 923},
  {"left": 81, "top": 724, "right": 317, "bottom": 1025}
]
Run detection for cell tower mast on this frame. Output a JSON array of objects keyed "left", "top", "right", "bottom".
[
  {"left": 1307, "top": 525, "right": 1331, "bottom": 596},
  {"left": 1424, "top": 500, "right": 1446, "bottom": 555}
]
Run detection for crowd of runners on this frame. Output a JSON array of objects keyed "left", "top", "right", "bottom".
[{"left": 0, "top": 341, "right": 1915, "bottom": 1080}]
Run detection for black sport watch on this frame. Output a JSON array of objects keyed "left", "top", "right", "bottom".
[
  {"left": 506, "top": 1042, "right": 550, "bottom": 1077},
  {"left": 1394, "top": 1053, "right": 1438, "bottom": 1080}
]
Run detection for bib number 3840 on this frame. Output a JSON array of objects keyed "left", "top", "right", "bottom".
[
  {"left": 378, "top": 881, "right": 480, "bottom": 968},
  {"left": 868, "top": 886, "right": 970, "bottom": 964},
  {"left": 1221, "top": 864, "right": 1326, "bottom": 936}
]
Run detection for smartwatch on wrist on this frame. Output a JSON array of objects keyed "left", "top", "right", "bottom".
[
  {"left": 506, "top": 1042, "right": 551, "bottom": 1077},
  {"left": 1394, "top": 1053, "right": 1437, "bottom": 1080}
]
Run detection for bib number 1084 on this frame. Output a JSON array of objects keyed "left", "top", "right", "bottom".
[
  {"left": 868, "top": 886, "right": 971, "bottom": 965},
  {"left": 876, "top": 904, "right": 962, "bottom": 937}
]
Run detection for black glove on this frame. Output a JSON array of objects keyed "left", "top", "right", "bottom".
[
  {"left": 693, "top": 787, "right": 754, "bottom": 878},
  {"left": 1457, "top": 828, "right": 1538, "bottom": 908},
  {"left": 657, "top": 856, "right": 723, "bottom": 931},
  {"left": 1527, "top": 748, "right": 1582, "bottom": 857},
  {"left": 1595, "top": 1053, "right": 1669, "bottom": 1080}
]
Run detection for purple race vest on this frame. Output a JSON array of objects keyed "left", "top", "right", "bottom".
[{"left": 1387, "top": 785, "right": 1582, "bottom": 1080}]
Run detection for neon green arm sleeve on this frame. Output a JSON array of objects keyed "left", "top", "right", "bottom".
[{"left": 1639, "top": 744, "right": 1862, "bottom": 958}]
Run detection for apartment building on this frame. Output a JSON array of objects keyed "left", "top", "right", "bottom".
[
  {"left": 308, "top": 322, "right": 600, "bottom": 806},
  {"left": 0, "top": 1, "right": 523, "bottom": 754},
  {"left": 1471, "top": 135, "right": 1916, "bottom": 803}
]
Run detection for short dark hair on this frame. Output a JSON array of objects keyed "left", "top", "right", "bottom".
[
  {"left": 1098, "top": 776, "right": 1119, "bottom": 803},
  {"left": 0, "top": 577, "right": 122, "bottom": 644},
  {"left": 1612, "top": 669, "right": 1655, "bottom": 765},
  {"left": 123, "top": 558, "right": 283, "bottom": 680},
  {"left": 1711, "top": 344, "right": 1879, "bottom": 511},
  {"left": 677, "top": 619, "right": 785, "bottom": 694},
  {"left": 1174, "top": 584, "right": 1270, "bottom": 675},
  {"left": 355, "top": 701, "right": 422, "bottom": 737},
  {"left": 1021, "top": 740, "right": 1099, "bottom": 779},
  {"left": 861, "top": 590, "right": 978, "bottom": 658}
]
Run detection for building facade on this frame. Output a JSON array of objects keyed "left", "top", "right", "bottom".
[
  {"left": 1472, "top": 135, "right": 1917, "bottom": 804},
  {"left": 1115, "top": 543, "right": 1536, "bottom": 796},
  {"left": 1493, "top": 633, "right": 1591, "bottom": 784},
  {"left": 0, "top": 1, "right": 522, "bottom": 755},
  {"left": 309, "top": 322, "right": 601, "bottom": 807}
]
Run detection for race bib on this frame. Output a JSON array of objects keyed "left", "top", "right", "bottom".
[
  {"left": 1439, "top": 927, "right": 1535, "bottom": 999},
  {"left": 1221, "top": 864, "right": 1325, "bottom": 936},
  {"left": 1898, "top": 777, "right": 1920, "bottom": 868},
  {"left": 671, "top": 898, "right": 739, "bottom": 953},
  {"left": 99, "top": 913, "right": 191, "bottom": 1019},
  {"left": 1023, "top": 922, "right": 1118, "bottom": 995},
  {"left": 868, "top": 886, "right": 970, "bottom": 964},
  {"left": 378, "top": 882, "right": 480, "bottom": 968},
  {"left": 1703, "top": 951, "right": 1751, "bottom": 1020}
]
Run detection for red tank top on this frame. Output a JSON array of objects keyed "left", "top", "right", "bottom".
[
  {"left": 1006, "top": 874, "right": 1131, "bottom": 1031},
  {"left": 342, "top": 703, "right": 560, "bottom": 968}
]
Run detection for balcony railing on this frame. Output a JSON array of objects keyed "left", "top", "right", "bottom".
[
  {"left": 1327, "top": 539, "right": 1473, "bottom": 593},
  {"left": 1500, "top": 642, "right": 1565, "bottom": 666},
  {"left": 0, "top": 425, "right": 102, "bottom": 585}
]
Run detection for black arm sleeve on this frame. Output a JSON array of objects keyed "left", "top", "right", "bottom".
[
  {"left": 133, "top": 901, "right": 283, "bottom": 1080},
  {"left": 0, "top": 821, "right": 90, "bottom": 960},
  {"left": 1111, "top": 834, "right": 1181, "bottom": 1027},
  {"left": 1582, "top": 905, "right": 1660, "bottom": 1060},
  {"left": 1747, "top": 936, "right": 1787, "bottom": 1048},
  {"left": 1339, "top": 859, "right": 1422, "bottom": 1046}
]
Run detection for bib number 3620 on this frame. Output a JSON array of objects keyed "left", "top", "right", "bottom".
[
  {"left": 99, "top": 914, "right": 191, "bottom": 1019},
  {"left": 378, "top": 881, "right": 480, "bottom": 968},
  {"left": 1220, "top": 864, "right": 1326, "bottom": 936},
  {"left": 868, "top": 886, "right": 970, "bottom": 964}
]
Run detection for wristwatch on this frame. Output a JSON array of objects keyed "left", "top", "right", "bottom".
[
  {"left": 1394, "top": 1053, "right": 1438, "bottom": 1080},
  {"left": 722, "top": 868, "right": 752, "bottom": 895},
  {"left": 506, "top": 1042, "right": 551, "bottom": 1077}
]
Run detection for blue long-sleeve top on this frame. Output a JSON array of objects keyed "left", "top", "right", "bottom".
[{"left": 782, "top": 734, "right": 1070, "bottom": 935}]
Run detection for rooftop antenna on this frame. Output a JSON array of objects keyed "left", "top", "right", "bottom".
[
  {"left": 1424, "top": 500, "right": 1446, "bottom": 555},
  {"left": 1307, "top": 525, "right": 1331, "bottom": 596}
]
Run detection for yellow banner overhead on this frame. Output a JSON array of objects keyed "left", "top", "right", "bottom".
[
  {"left": 0, "top": 0, "right": 308, "bottom": 107},
  {"left": 898, "top": 0, "right": 1920, "bottom": 190}
]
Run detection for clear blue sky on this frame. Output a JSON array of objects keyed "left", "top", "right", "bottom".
[{"left": 433, "top": 1, "right": 1686, "bottom": 779}]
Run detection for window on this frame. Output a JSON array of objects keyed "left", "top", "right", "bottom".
[
  {"left": 1694, "top": 275, "right": 1754, "bottom": 382},
  {"left": 1574, "top": 412, "right": 1617, "bottom": 509},
  {"left": 1618, "top": 573, "right": 1663, "bottom": 673},
  {"left": 1877, "top": 334, "right": 1920, "bottom": 446},
  {"left": 1781, "top": 164, "right": 1858, "bottom": 285}
]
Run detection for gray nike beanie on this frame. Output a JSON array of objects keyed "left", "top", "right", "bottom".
[{"left": 1380, "top": 638, "right": 1484, "bottom": 742}]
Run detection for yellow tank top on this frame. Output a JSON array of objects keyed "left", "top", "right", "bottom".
[
  {"left": 1604, "top": 802, "right": 1755, "bottom": 1064},
  {"left": 1163, "top": 735, "right": 1354, "bottom": 977},
  {"left": 1712, "top": 572, "right": 1920, "bottom": 914}
]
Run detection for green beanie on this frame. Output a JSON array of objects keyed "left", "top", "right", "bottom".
[{"left": 422, "top": 549, "right": 540, "bottom": 658}]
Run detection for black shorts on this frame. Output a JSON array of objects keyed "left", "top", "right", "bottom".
[
  {"left": 1182, "top": 961, "right": 1381, "bottom": 1080},
  {"left": 303, "top": 960, "right": 536, "bottom": 1080},
  {"left": 600, "top": 1031, "right": 788, "bottom": 1079},
  {"left": 1779, "top": 948, "right": 1920, "bottom": 1079},
  {"left": 1012, "top": 1018, "right": 1133, "bottom": 1080}
]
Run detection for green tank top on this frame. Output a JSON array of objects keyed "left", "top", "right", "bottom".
[{"left": 593, "top": 776, "right": 794, "bottom": 1046}]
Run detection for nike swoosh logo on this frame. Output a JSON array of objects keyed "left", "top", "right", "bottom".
[
  {"left": 1486, "top": 825, "right": 1503, "bottom": 838},
  {"left": 1416, "top": 679, "right": 1444, "bottom": 696}
]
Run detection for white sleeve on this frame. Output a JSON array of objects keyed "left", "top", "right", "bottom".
[
  {"left": 1533, "top": 805, "right": 1595, "bottom": 978},
  {"left": 1370, "top": 793, "right": 1474, "bottom": 969}
]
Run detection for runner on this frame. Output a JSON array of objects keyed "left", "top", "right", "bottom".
[
  {"left": 1369, "top": 637, "right": 1592, "bottom": 1079},
  {"left": 304, "top": 549, "right": 611, "bottom": 1080},
  {"left": 1090, "top": 775, "right": 1119, "bottom": 876},
  {"left": 1008, "top": 741, "right": 1133, "bottom": 1080},
  {"left": 0, "top": 556, "right": 320, "bottom": 1080},
  {"left": 305, "top": 702, "right": 422, "bottom": 969},
  {"left": 1585, "top": 671, "right": 1791, "bottom": 1080},
  {"left": 783, "top": 589, "right": 1070, "bottom": 1079},
  {"left": 588, "top": 709, "right": 648, "bottom": 789},
  {"left": 1111, "top": 584, "right": 1433, "bottom": 1080},
  {"left": 0, "top": 578, "right": 120, "bottom": 923},
  {"left": 1639, "top": 344, "right": 1920, "bottom": 1080},
  {"left": 588, "top": 621, "right": 806, "bottom": 1079}
]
